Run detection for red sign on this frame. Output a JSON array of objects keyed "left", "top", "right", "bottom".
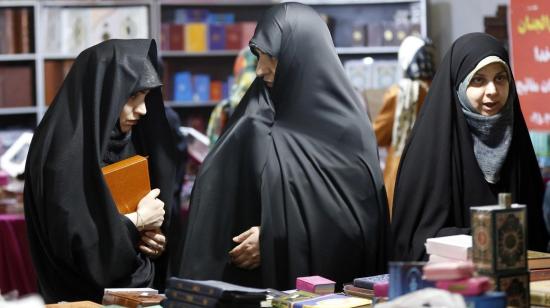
[{"left": 510, "top": 1, "right": 550, "bottom": 130}]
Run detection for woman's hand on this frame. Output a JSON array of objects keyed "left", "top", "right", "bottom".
[
  {"left": 228, "top": 226, "right": 261, "bottom": 270},
  {"left": 136, "top": 188, "right": 165, "bottom": 231},
  {"left": 139, "top": 229, "right": 166, "bottom": 258}
]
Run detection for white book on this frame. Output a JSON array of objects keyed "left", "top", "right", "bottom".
[
  {"left": 425, "top": 234, "right": 472, "bottom": 261},
  {"left": 104, "top": 287, "right": 157, "bottom": 294}
]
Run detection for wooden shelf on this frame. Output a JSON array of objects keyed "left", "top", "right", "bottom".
[
  {"left": 0, "top": 54, "right": 35, "bottom": 61},
  {"left": 0, "top": 106, "right": 37, "bottom": 115},
  {"left": 167, "top": 101, "right": 219, "bottom": 108},
  {"left": 161, "top": 50, "right": 241, "bottom": 57},
  {"left": 335, "top": 46, "right": 400, "bottom": 54}
]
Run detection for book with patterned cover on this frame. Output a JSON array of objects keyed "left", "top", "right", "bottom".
[{"left": 101, "top": 155, "right": 150, "bottom": 214}]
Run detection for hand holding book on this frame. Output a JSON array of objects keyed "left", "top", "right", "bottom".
[{"left": 124, "top": 188, "right": 165, "bottom": 231}]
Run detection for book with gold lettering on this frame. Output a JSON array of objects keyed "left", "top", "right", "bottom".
[{"left": 101, "top": 155, "right": 150, "bottom": 214}]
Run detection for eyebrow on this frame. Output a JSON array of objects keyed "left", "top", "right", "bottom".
[{"left": 474, "top": 69, "right": 507, "bottom": 77}]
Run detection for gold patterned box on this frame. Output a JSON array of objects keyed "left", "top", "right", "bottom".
[
  {"left": 470, "top": 204, "right": 527, "bottom": 274},
  {"left": 486, "top": 271, "right": 530, "bottom": 308}
]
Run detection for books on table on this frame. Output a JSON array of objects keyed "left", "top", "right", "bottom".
[{"left": 425, "top": 234, "right": 472, "bottom": 261}]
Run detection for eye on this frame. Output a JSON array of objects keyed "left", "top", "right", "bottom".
[
  {"left": 470, "top": 76, "right": 485, "bottom": 85},
  {"left": 495, "top": 74, "right": 509, "bottom": 82}
]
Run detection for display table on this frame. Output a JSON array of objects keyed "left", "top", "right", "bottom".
[{"left": 0, "top": 214, "right": 37, "bottom": 295}]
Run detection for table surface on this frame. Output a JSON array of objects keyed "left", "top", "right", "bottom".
[{"left": 0, "top": 213, "right": 37, "bottom": 296}]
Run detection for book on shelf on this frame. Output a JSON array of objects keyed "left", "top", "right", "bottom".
[
  {"left": 530, "top": 280, "right": 550, "bottom": 307},
  {"left": 0, "top": 65, "right": 33, "bottom": 108},
  {"left": 295, "top": 275, "right": 336, "bottom": 295},
  {"left": 101, "top": 155, "right": 150, "bottom": 214},
  {"left": 164, "top": 288, "right": 218, "bottom": 307},
  {"left": 528, "top": 250, "right": 550, "bottom": 270},
  {"left": 425, "top": 234, "right": 472, "bottom": 261}
]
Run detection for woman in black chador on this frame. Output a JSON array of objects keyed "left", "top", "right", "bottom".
[
  {"left": 180, "top": 3, "right": 389, "bottom": 290},
  {"left": 23, "top": 39, "right": 176, "bottom": 303},
  {"left": 391, "top": 33, "right": 549, "bottom": 261}
]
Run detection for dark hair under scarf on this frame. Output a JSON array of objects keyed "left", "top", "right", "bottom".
[
  {"left": 180, "top": 3, "right": 389, "bottom": 289},
  {"left": 391, "top": 33, "right": 548, "bottom": 261},
  {"left": 24, "top": 39, "right": 176, "bottom": 303}
]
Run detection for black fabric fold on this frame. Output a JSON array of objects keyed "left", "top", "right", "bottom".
[
  {"left": 179, "top": 3, "right": 389, "bottom": 290},
  {"left": 23, "top": 39, "right": 177, "bottom": 303}
]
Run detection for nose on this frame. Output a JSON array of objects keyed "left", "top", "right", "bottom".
[
  {"left": 135, "top": 101, "right": 147, "bottom": 116},
  {"left": 256, "top": 63, "right": 266, "bottom": 78},
  {"left": 486, "top": 81, "right": 498, "bottom": 96}
]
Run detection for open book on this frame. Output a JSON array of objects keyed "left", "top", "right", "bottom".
[{"left": 101, "top": 155, "right": 150, "bottom": 214}]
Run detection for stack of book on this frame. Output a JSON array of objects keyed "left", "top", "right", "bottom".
[
  {"left": 528, "top": 250, "right": 550, "bottom": 306},
  {"left": 422, "top": 261, "right": 507, "bottom": 307},
  {"left": 470, "top": 193, "right": 530, "bottom": 307},
  {"left": 102, "top": 288, "right": 164, "bottom": 308},
  {"left": 425, "top": 234, "right": 472, "bottom": 263},
  {"left": 163, "top": 277, "right": 267, "bottom": 308}
]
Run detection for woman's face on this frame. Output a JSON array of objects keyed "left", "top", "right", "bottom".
[
  {"left": 119, "top": 90, "right": 150, "bottom": 133},
  {"left": 466, "top": 62, "right": 510, "bottom": 116},
  {"left": 255, "top": 49, "right": 278, "bottom": 88}
]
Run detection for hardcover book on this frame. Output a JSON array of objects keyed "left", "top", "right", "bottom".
[
  {"left": 530, "top": 280, "right": 550, "bottom": 307},
  {"left": 487, "top": 271, "right": 530, "bottom": 308},
  {"left": 101, "top": 155, "right": 150, "bottom": 214},
  {"left": 388, "top": 262, "right": 434, "bottom": 299},
  {"left": 353, "top": 273, "right": 389, "bottom": 289},
  {"left": 271, "top": 290, "right": 318, "bottom": 308},
  {"left": 527, "top": 250, "right": 550, "bottom": 270},
  {"left": 425, "top": 234, "right": 472, "bottom": 261},
  {"left": 296, "top": 275, "right": 335, "bottom": 295},
  {"left": 463, "top": 291, "right": 506, "bottom": 308},
  {"left": 165, "top": 277, "right": 266, "bottom": 302},
  {"left": 291, "top": 293, "right": 371, "bottom": 308},
  {"left": 470, "top": 204, "right": 527, "bottom": 274},
  {"left": 102, "top": 291, "right": 164, "bottom": 308}
]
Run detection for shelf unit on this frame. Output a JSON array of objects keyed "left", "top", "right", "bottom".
[{"left": 0, "top": 0, "right": 427, "bottom": 131}]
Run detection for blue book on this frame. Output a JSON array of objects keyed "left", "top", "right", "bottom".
[
  {"left": 463, "top": 291, "right": 506, "bottom": 308},
  {"left": 353, "top": 273, "right": 389, "bottom": 289},
  {"left": 173, "top": 72, "right": 193, "bottom": 102},
  {"left": 193, "top": 74, "right": 211, "bottom": 102},
  {"left": 165, "top": 277, "right": 266, "bottom": 302},
  {"left": 206, "top": 13, "right": 235, "bottom": 24},
  {"left": 388, "top": 261, "right": 435, "bottom": 299},
  {"left": 208, "top": 24, "right": 226, "bottom": 50}
]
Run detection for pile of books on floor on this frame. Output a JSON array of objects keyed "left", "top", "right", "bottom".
[{"left": 163, "top": 277, "right": 267, "bottom": 308}]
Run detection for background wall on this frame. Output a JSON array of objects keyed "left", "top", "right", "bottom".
[{"left": 428, "top": 0, "right": 508, "bottom": 64}]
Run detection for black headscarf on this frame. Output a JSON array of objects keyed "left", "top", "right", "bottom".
[
  {"left": 179, "top": 2, "right": 389, "bottom": 290},
  {"left": 391, "top": 33, "right": 549, "bottom": 261},
  {"left": 23, "top": 39, "right": 176, "bottom": 303}
]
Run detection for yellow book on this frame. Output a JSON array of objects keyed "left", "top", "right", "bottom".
[
  {"left": 185, "top": 23, "right": 207, "bottom": 52},
  {"left": 530, "top": 280, "right": 550, "bottom": 307}
]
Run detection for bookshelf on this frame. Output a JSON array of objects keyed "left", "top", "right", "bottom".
[{"left": 0, "top": 0, "right": 427, "bottom": 132}]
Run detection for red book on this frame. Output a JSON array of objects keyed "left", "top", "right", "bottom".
[
  {"left": 296, "top": 275, "right": 335, "bottom": 295},
  {"left": 239, "top": 21, "right": 257, "bottom": 49},
  {"left": 169, "top": 24, "right": 184, "bottom": 51},
  {"left": 225, "top": 24, "right": 241, "bottom": 50},
  {"left": 210, "top": 80, "right": 223, "bottom": 101}
]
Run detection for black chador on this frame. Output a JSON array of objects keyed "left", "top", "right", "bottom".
[{"left": 179, "top": 3, "right": 389, "bottom": 290}]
